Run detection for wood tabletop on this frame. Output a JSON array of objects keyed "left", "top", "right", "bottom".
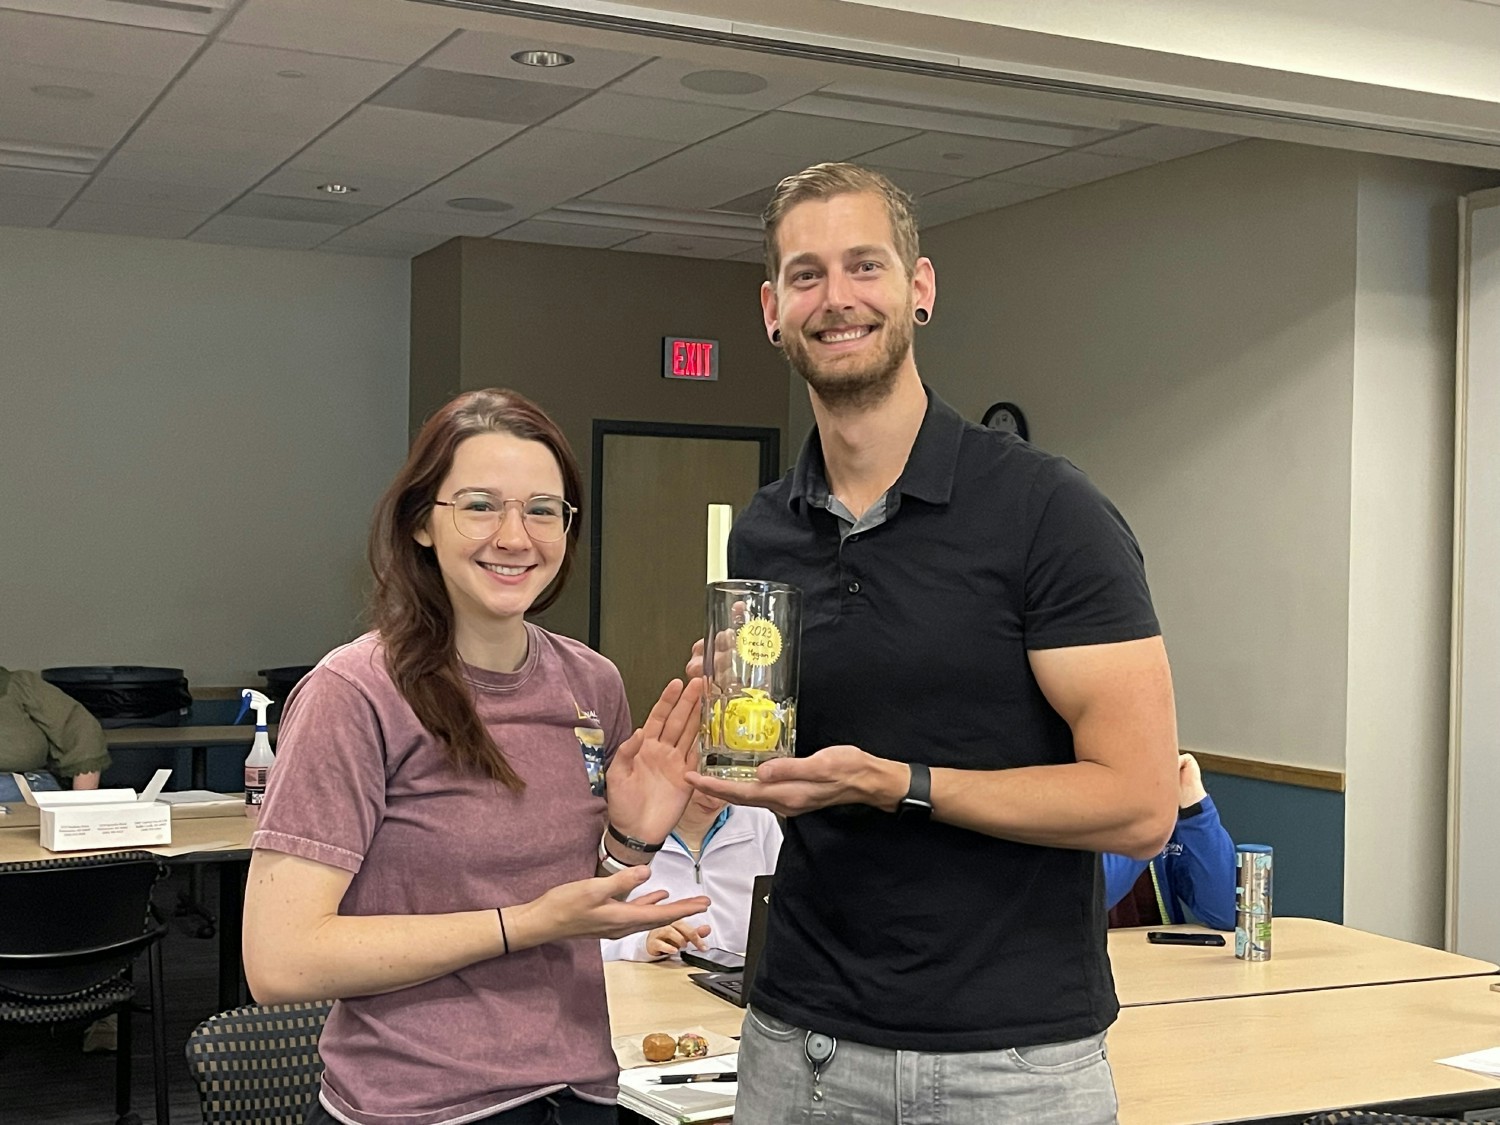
[
  {"left": 1111, "top": 918, "right": 1498, "bottom": 1006},
  {"left": 0, "top": 809, "right": 254, "bottom": 864},
  {"left": 605, "top": 959, "right": 746, "bottom": 1041},
  {"left": 1111, "top": 975, "right": 1500, "bottom": 1124}
]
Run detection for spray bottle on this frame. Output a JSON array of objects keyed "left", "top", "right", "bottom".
[{"left": 236, "top": 688, "right": 275, "bottom": 819}]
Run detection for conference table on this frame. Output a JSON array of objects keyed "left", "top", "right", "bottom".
[
  {"left": 605, "top": 923, "right": 1500, "bottom": 1125},
  {"left": 0, "top": 802, "right": 254, "bottom": 1011}
]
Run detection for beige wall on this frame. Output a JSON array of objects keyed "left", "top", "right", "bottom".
[
  {"left": 920, "top": 139, "right": 1361, "bottom": 773},
  {"left": 1342, "top": 157, "right": 1496, "bottom": 945},
  {"left": 0, "top": 225, "right": 410, "bottom": 686},
  {"left": 409, "top": 237, "right": 790, "bottom": 642}
]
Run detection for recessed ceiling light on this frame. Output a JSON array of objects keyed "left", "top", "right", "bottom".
[
  {"left": 30, "top": 84, "right": 94, "bottom": 100},
  {"left": 276, "top": 69, "right": 305, "bottom": 79},
  {"left": 680, "top": 69, "right": 768, "bottom": 95},
  {"left": 318, "top": 183, "right": 357, "bottom": 194},
  {"left": 446, "top": 197, "right": 513, "bottom": 213},
  {"left": 511, "top": 49, "right": 574, "bottom": 68}
]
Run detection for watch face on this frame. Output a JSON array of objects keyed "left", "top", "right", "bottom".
[{"left": 982, "top": 401, "right": 1029, "bottom": 441}]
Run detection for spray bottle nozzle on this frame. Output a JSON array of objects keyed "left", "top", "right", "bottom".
[{"left": 236, "top": 688, "right": 274, "bottom": 729}]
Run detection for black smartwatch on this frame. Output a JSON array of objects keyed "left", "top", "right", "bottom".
[
  {"left": 896, "top": 762, "right": 933, "bottom": 822},
  {"left": 1178, "top": 800, "right": 1206, "bottom": 820}
]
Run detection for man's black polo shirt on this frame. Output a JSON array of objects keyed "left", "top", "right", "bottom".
[{"left": 728, "top": 388, "right": 1160, "bottom": 1051}]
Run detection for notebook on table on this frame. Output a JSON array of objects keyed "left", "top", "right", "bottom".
[{"left": 689, "top": 873, "right": 771, "bottom": 1008}]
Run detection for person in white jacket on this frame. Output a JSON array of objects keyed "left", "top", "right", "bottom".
[{"left": 602, "top": 792, "right": 782, "bottom": 961}]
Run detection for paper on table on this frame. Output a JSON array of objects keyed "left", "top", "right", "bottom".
[
  {"left": 618, "top": 1051, "right": 738, "bottom": 1125},
  {"left": 153, "top": 839, "right": 237, "bottom": 856},
  {"left": 612, "top": 1025, "right": 737, "bottom": 1069},
  {"left": 159, "top": 791, "right": 238, "bottom": 804},
  {"left": 1437, "top": 1046, "right": 1500, "bottom": 1078}
]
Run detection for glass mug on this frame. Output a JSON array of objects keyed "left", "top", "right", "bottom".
[{"left": 699, "top": 580, "right": 802, "bottom": 780}]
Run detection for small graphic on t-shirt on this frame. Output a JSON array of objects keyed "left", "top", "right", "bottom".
[
  {"left": 574, "top": 699, "right": 600, "bottom": 723},
  {"left": 574, "top": 724, "right": 606, "bottom": 796}
]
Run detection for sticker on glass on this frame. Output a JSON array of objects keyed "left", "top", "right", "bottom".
[{"left": 736, "top": 618, "right": 783, "bottom": 667}]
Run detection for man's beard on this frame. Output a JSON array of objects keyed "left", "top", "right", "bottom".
[{"left": 783, "top": 305, "right": 913, "bottom": 411}]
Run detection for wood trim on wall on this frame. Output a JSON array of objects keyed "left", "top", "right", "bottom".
[{"left": 1191, "top": 749, "right": 1345, "bottom": 793}]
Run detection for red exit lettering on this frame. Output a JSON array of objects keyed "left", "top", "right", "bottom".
[
  {"left": 671, "top": 340, "right": 714, "bottom": 378},
  {"left": 663, "top": 337, "right": 719, "bottom": 380}
]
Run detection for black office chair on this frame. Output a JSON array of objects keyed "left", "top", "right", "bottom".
[
  {"left": 1303, "top": 1112, "right": 1500, "bottom": 1124},
  {"left": 185, "top": 998, "right": 334, "bottom": 1124},
  {"left": 0, "top": 850, "right": 170, "bottom": 1125}
]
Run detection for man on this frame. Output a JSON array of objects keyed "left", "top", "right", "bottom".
[{"left": 688, "top": 163, "right": 1179, "bottom": 1124}]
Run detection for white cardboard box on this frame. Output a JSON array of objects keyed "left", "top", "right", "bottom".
[{"left": 10, "top": 769, "right": 173, "bottom": 852}]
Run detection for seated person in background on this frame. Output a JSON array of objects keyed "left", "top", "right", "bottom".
[
  {"left": 0, "top": 665, "right": 110, "bottom": 802},
  {"left": 602, "top": 793, "right": 781, "bottom": 961},
  {"left": 1104, "top": 752, "right": 1236, "bottom": 929}
]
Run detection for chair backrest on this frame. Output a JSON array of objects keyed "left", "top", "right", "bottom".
[
  {"left": 0, "top": 851, "right": 163, "bottom": 998},
  {"left": 185, "top": 998, "right": 334, "bottom": 1125}
]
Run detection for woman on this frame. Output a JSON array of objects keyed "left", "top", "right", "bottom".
[
  {"left": 244, "top": 389, "right": 710, "bottom": 1125},
  {"left": 601, "top": 794, "right": 781, "bottom": 962},
  {"left": 0, "top": 666, "right": 109, "bottom": 802}
]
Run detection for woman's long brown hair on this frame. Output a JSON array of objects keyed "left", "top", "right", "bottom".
[{"left": 368, "top": 388, "right": 583, "bottom": 791}]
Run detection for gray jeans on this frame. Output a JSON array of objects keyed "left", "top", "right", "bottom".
[{"left": 735, "top": 1006, "right": 1119, "bottom": 1125}]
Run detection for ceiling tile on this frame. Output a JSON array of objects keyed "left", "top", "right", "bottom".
[
  {"left": 615, "top": 231, "right": 762, "bottom": 259},
  {"left": 0, "top": 0, "right": 231, "bottom": 35},
  {"left": 916, "top": 178, "right": 1057, "bottom": 227},
  {"left": 712, "top": 185, "right": 776, "bottom": 217},
  {"left": 288, "top": 106, "right": 522, "bottom": 175},
  {"left": 473, "top": 126, "right": 681, "bottom": 178},
  {"left": 857, "top": 131, "right": 1064, "bottom": 178},
  {"left": 856, "top": 164, "right": 970, "bottom": 197},
  {"left": 425, "top": 28, "right": 650, "bottom": 89},
  {"left": 364, "top": 207, "right": 508, "bottom": 237},
  {"left": 99, "top": 149, "right": 276, "bottom": 191},
  {"left": 78, "top": 175, "right": 240, "bottom": 212},
  {"left": 1083, "top": 126, "right": 1243, "bottom": 162},
  {"left": 0, "top": 9, "right": 201, "bottom": 78},
  {"left": 0, "top": 166, "right": 84, "bottom": 198},
  {"left": 320, "top": 225, "right": 449, "bottom": 257},
  {"left": 191, "top": 214, "right": 335, "bottom": 250},
  {"left": 610, "top": 54, "right": 832, "bottom": 111},
  {"left": 726, "top": 244, "right": 768, "bottom": 264},
  {"left": 147, "top": 85, "right": 356, "bottom": 136},
  {"left": 0, "top": 63, "right": 164, "bottom": 147},
  {"left": 0, "top": 193, "right": 65, "bottom": 227},
  {"left": 122, "top": 119, "right": 310, "bottom": 163},
  {"left": 254, "top": 166, "right": 432, "bottom": 208},
  {"left": 544, "top": 92, "right": 754, "bottom": 144},
  {"left": 585, "top": 146, "right": 806, "bottom": 209},
  {"left": 782, "top": 91, "right": 1117, "bottom": 148},
  {"left": 395, "top": 176, "right": 558, "bottom": 219},
  {"left": 701, "top": 111, "right": 917, "bottom": 164},
  {"left": 495, "top": 219, "right": 645, "bottom": 249},
  {"left": 995, "top": 150, "right": 1153, "bottom": 189},
  {"left": 53, "top": 199, "right": 209, "bottom": 238},
  {"left": 226, "top": 192, "right": 383, "bottom": 225},
  {"left": 169, "top": 43, "right": 402, "bottom": 105},
  {"left": 369, "top": 68, "right": 592, "bottom": 124},
  {"left": 219, "top": 0, "right": 454, "bottom": 63}
]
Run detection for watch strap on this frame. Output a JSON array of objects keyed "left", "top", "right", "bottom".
[{"left": 898, "top": 762, "right": 933, "bottom": 819}]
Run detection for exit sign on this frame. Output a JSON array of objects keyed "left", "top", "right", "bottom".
[{"left": 663, "top": 336, "right": 719, "bottom": 381}]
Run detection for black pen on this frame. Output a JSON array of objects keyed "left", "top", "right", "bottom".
[{"left": 652, "top": 1072, "right": 737, "bottom": 1084}]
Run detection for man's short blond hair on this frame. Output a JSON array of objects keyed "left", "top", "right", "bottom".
[{"left": 762, "top": 163, "right": 919, "bottom": 284}]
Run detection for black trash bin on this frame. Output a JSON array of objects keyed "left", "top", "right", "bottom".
[
  {"left": 257, "top": 665, "right": 316, "bottom": 722},
  {"left": 41, "top": 666, "right": 191, "bottom": 729}
]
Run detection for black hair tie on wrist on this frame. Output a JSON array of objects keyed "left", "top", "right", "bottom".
[
  {"left": 497, "top": 908, "right": 510, "bottom": 955},
  {"left": 607, "top": 823, "right": 665, "bottom": 853}
]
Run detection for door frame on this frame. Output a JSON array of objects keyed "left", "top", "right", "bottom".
[{"left": 589, "top": 419, "right": 782, "bottom": 650}]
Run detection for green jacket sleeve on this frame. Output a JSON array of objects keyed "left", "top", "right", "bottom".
[{"left": 14, "top": 671, "right": 112, "bottom": 779}]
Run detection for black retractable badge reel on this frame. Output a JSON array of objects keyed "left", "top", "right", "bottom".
[{"left": 804, "top": 1030, "right": 837, "bottom": 1103}]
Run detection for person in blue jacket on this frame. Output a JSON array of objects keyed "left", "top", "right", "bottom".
[{"left": 1104, "top": 752, "right": 1237, "bottom": 929}]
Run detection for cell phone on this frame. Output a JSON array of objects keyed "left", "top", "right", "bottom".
[
  {"left": 1146, "top": 931, "right": 1226, "bottom": 946},
  {"left": 680, "top": 947, "right": 746, "bottom": 973}
]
